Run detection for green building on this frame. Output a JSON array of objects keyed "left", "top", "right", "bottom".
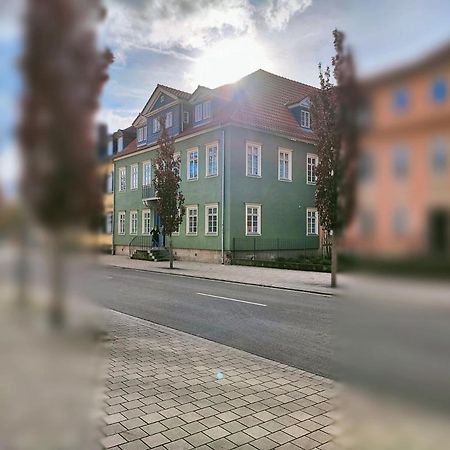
[{"left": 113, "top": 70, "right": 320, "bottom": 263}]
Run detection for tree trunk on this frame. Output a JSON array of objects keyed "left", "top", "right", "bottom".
[
  {"left": 331, "top": 232, "right": 337, "bottom": 288},
  {"left": 16, "top": 218, "right": 29, "bottom": 308},
  {"left": 169, "top": 234, "right": 174, "bottom": 269},
  {"left": 49, "top": 232, "right": 65, "bottom": 327}
]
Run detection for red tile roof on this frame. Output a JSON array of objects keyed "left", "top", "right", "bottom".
[
  {"left": 157, "top": 84, "right": 191, "bottom": 100},
  {"left": 120, "top": 70, "right": 319, "bottom": 157},
  {"left": 115, "top": 138, "right": 137, "bottom": 158}
]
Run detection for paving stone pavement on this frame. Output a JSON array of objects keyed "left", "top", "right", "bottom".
[{"left": 100, "top": 310, "right": 337, "bottom": 450}]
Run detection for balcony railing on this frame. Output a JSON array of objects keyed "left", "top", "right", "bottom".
[{"left": 142, "top": 185, "right": 159, "bottom": 201}]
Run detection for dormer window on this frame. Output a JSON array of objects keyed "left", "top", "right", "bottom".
[
  {"left": 166, "top": 111, "right": 173, "bottom": 128},
  {"left": 194, "top": 100, "right": 212, "bottom": 123},
  {"left": 153, "top": 117, "right": 161, "bottom": 133},
  {"left": 137, "top": 125, "right": 147, "bottom": 143},
  {"left": 300, "top": 110, "right": 311, "bottom": 129},
  {"left": 117, "top": 136, "right": 124, "bottom": 152}
]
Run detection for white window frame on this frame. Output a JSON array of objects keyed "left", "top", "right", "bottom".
[
  {"left": 245, "top": 203, "right": 261, "bottom": 236},
  {"left": 306, "top": 208, "right": 319, "bottom": 236},
  {"left": 307, "top": 153, "right": 318, "bottom": 185},
  {"left": 203, "top": 100, "right": 212, "bottom": 119},
  {"left": 300, "top": 110, "right": 311, "bottom": 129},
  {"left": 153, "top": 117, "right": 161, "bottom": 133},
  {"left": 142, "top": 209, "right": 151, "bottom": 235},
  {"left": 137, "top": 125, "right": 147, "bottom": 144},
  {"left": 117, "top": 136, "right": 124, "bottom": 153},
  {"left": 194, "top": 104, "right": 203, "bottom": 122},
  {"left": 118, "top": 211, "right": 126, "bottom": 235},
  {"left": 130, "top": 164, "right": 138, "bottom": 190},
  {"left": 118, "top": 167, "right": 126, "bottom": 192},
  {"left": 183, "top": 111, "right": 190, "bottom": 124},
  {"left": 166, "top": 111, "right": 173, "bottom": 128},
  {"left": 106, "top": 212, "right": 113, "bottom": 234},
  {"left": 129, "top": 210, "right": 138, "bottom": 235},
  {"left": 205, "top": 203, "right": 219, "bottom": 236},
  {"left": 278, "top": 148, "right": 292, "bottom": 181},
  {"left": 206, "top": 141, "right": 219, "bottom": 177},
  {"left": 187, "top": 148, "right": 199, "bottom": 180},
  {"left": 142, "top": 160, "right": 152, "bottom": 186},
  {"left": 186, "top": 205, "right": 198, "bottom": 235},
  {"left": 246, "top": 141, "right": 262, "bottom": 177}
]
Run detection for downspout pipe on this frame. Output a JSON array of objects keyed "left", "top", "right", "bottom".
[{"left": 221, "top": 128, "right": 225, "bottom": 264}]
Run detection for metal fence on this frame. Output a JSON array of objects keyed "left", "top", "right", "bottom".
[{"left": 231, "top": 237, "right": 323, "bottom": 262}]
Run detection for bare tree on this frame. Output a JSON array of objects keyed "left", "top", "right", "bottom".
[
  {"left": 19, "top": 0, "right": 112, "bottom": 324},
  {"left": 311, "top": 29, "right": 359, "bottom": 287},
  {"left": 153, "top": 117, "right": 185, "bottom": 269}
]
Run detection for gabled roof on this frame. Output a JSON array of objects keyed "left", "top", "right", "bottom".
[
  {"left": 127, "top": 69, "right": 319, "bottom": 153},
  {"left": 133, "top": 84, "right": 191, "bottom": 126}
]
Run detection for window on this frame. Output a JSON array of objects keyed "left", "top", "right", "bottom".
[
  {"left": 187, "top": 148, "right": 199, "bottom": 180},
  {"left": 393, "top": 146, "right": 409, "bottom": 178},
  {"left": 143, "top": 161, "right": 152, "bottom": 186},
  {"left": 153, "top": 117, "right": 161, "bottom": 133},
  {"left": 300, "top": 110, "right": 311, "bottom": 128},
  {"left": 105, "top": 213, "right": 113, "bottom": 234},
  {"left": 358, "top": 209, "right": 375, "bottom": 238},
  {"left": 307, "top": 208, "right": 319, "bottom": 235},
  {"left": 205, "top": 204, "right": 218, "bottom": 235},
  {"left": 431, "top": 78, "right": 447, "bottom": 103},
  {"left": 246, "top": 204, "right": 261, "bottom": 235},
  {"left": 106, "top": 171, "right": 113, "bottom": 193},
  {"left": 203, "top": 101, "right": 212, "bottom": 119},
  {"left": 186, "top": 206, "right": 198, "bottom": 235},
  {"left": 130, "top": 211, "right": 138, "bottom": 235},
  {"left": 393, "top": 207, "right": 408, "bottom": 236},
  {"left": 431, "top": 138, "right": 447, "bottom": 172},
  {"left": 137, "top": 125, "right": 147, "bottom": 143},
  {"left": 117, "top": 136, "right": 124, "bottom": 153},
  {"left": 142, "top": 210, "right": 151, "bottom": 235},
  {"left": 194, "top": 101, "right": 212, "bottom": 123},
  {"left": 358, "top": 151, "right": 374, "bottom": 181},
  {"left": 107, "top": 139, "right": 113, "bottom": 156},
  {"left": 118, "top": 167, "right": 126, "bottom": 192},
  {"left": 166, "top": 111, "right": 173, "bottom": 128},
  {"left": 194, "top": 104, "right": 203, "bottom": 122},
  {"left": 206, "top": 142, "right": 219, "bottom": 177},
  {"left": 393, "top": 88, "right": 409, "bottom": 111},
  {"left": 130, "top": 164, "right": 138, "bottom": 190},
  {"left": 246, "top": 142, "right": 262, "bottom": 177},
  {"left": 118, "top": 211, "right": 125, "bottom": 235},
  {"left": 307, "top": 153, "right": 318, "bottom": 184},
  {"left": 278, "top": 148, "right": 292, "bottom": 181},
  {"left": 183, "top": 111, "right": 190, "bottom": 124}
]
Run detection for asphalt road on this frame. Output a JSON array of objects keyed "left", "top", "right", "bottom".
[{"left": 80, "top": 265, "right": 336, "bottom": 379}]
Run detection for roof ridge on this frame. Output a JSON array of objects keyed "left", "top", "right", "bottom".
[
  {"left": 239, "top": 68, "right": 319, "bottom": 91},
  {"left": 157, "top": 83, "right": 191, "bottom": 97}
]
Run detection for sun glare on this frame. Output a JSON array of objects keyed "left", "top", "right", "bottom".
[{"left": 188, "top": 36, "right": 275, "bottom": 88}]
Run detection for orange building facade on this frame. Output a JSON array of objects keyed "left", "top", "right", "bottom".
[{"left": 346, "top": 43, "right": 450, "bottom": 256}]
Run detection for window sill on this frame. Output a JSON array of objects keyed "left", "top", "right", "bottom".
[
  {"left": 186, "top": 232, "right": 198, "bottom": 236},
  {"left": 187, "top": 177, "right": 198, "bottom": 181},
  {"left": 246, "top": 233, "right": 261, "bottom": 236},
  {"left": 246, "top": 174, "right": 262, "bottom": 178},
  {"left": 205, "top": 174, "right": 219, "bottom": 178},
  {"left": 130, "top": 188, "right": 138, "bottom": 191},
  {"left": 307, "top": 233, "right": 319, "bottom": 236},
  {"left": 205, "top": 232, "right": 218, "bottom": 236},
  {"left": 278, "top": 178, "right": 292, "bottom": 182},
  {"left": 306, "top": 181, "right": 317, "bottom": 186}
]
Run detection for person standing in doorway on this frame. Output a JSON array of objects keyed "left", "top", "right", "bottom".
[{"left": 151, "top": 226, "right": 160, "bottom": 248}]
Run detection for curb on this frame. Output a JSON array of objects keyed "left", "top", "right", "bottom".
[{"left": 104, "top": 263, "right": 335, "bottom": 297}]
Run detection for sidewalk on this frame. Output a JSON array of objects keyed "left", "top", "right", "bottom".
[
  {"left": 100, "top": 308, "right": 337, "bottom": 450},
  {"left": 99, "top": 255, "right": 339, "bottom": 295}
]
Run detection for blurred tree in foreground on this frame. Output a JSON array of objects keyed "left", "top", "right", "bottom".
[
  {"left": 19, "top": 0, "right": 112, "bottom": 324},
  {"left": 311, "top": 29, "right": 359, "bottom": 287},
  {"left": 153, "top": 118, "right": 185, "bottom": 269}
]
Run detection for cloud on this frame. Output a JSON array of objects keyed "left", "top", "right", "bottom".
[
  {"left": 261, "top": 0, "right": 312, "bottom": 30},
  {"left": 102, "top": 0, "right": 313, "bottom": 61},
  {"left": 97, "top": 108, "right": 137, "bottom": 132}
]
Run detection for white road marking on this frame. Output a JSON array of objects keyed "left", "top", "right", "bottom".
[{"left": 196, "top": 292, "right": 267, "bottom": 307}]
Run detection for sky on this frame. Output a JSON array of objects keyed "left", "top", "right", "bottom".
[{"left": 1, "top": 0, "right": 450, "bottom": 197}]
